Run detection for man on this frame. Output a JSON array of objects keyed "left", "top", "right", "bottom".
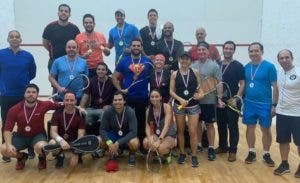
[
  {"left": 190, "top": 41, "right": 223, "bottom": 161},
  {"left": 49, "top": 40, "right": 88, "bottom": 102},
  {"left": 50, "top": 92, "right": 85, "bottom": 168},
  {"left": 273, "top": 49, "right": 300, "bottom": 177},
  {"left": 42, "top": 4, "right": 80, "bottom": 71},
  {"left": 140, "top": 9, "right": 162, "bottom": 57},
  {"left": 99, "top": 91, "right": 140, "bottom": 168},
  {"left": 107, "top": 9, "right": 140, "bottom": 64},
  {"left": 80, "top": 63, "right": 116, "bottom": 136},
  {"left": 243, "top": 42, "right": 278, "bottom": 167},
  {"left": 75, "top": 14, "right": 110, "bottom": 78},
  {"left": 0, "top": 30, "right": 36, "bottom": 162},
  {"left": 112, "top": 38, "right": 153, "bottom": 153},
  {"left": 188, "top": 27, "right": 221, "bottom": 63},
  {"left": 155, "top": 22, "right": 184, "bottom": 71},
  {"left": 216, "top": 41, "right": 245, "bottom": 162},
  {"left": 0, "top": 84, "right": 63, "bottom": 170}
]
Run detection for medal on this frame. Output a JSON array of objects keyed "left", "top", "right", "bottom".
[
  {"left": 99, "top": 98, "right": 103, "bottom": 103},
  {"left": 24, "top": 102, "right": 38, "bottom": 133},
  {"left": 63, "top": 133, "right": 69, "bottom": 140},
  {"left": 118, "top": 130, "right": 123, "bottom": 136},
  {"left": 119, "top": 41, "right": 124, "bottom": 46},
  {"left": 151, "top": 41, "right": 155, "bottom": 46},
  {"left": 115, "top": 108, "right": 126, "bottom": 137},
  {"left": 184, "top": 90, "right": 189, "bottom": 96},
  {"left": 148, "top": 26, "right": 157, "bottom": 47},
  {"left": 25, "top": 125, "right": 31, "bottom": 132},
  {"left": 169, "top": 56, "right": 173, "bottom": 62},
  {"left": 87, "top": 49, "right": 93, "bottom": 54},
  {"left": 117, "top": 26, "right": 124, "bottom": 47},
  {"left": 98, "top": 78, "right": 106, "bottom": 104},
  {"left": 249, "top": 82, "right": 254, "bottom": 88},
  {"left": 69, "top": 75, "right": 74, "bottom": 80},
  {"left": 156, "top": 129, "right": 161, "bottom": 135},
  {"left": 164, "top": 39, "right": 174, "bottom": 62},
  {"left": 155, "top": 70, "right": 164, "bottom": 88}
]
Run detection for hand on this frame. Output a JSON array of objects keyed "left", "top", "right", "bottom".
[
  {"left": 271, "top": 106, "right": 276, "bottom": 118},
  {"left": 194, "top": 92, "right": 204, "bottom": 100},
  {"left": 109, "top": 142, "right": 119, "bottom": 155},
  {"left": 217, "top": 98, "right": 225, "bottom": 108},
  {"left": 76, "top": 106, "right": 87, "bottom": 116},
  {"left": 58, "top": 86, "right": 66, "bottom": 93},
  {"left": 6, "top": 143, "right": 17, "bottom": 156},
  {"left": 179, "top": 99, "right": 188, "bottom": 107},
  {"left": 124, "top": 48, "right": 131, "bottom": 53},
  {"left": 60, "top": 140, "right": 70, "bottom": 150},
  {"left": 102, "top": 47, "right": 110, "bottom": 56},
  {"left": 120, "top": 89, "right": 128, "bottom": 94}
]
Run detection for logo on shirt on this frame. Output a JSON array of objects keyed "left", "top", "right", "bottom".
[{"left": 290, "top": 74, "right": 297, "bottom": 80}]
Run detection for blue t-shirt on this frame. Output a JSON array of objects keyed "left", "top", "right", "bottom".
[
  {"left": 50, "top": 56, "right": 88, "bottom": 99},
  {"left": 115, "top": 55, "right": 153, "bottom": 99},
  {"left": 244, "top": 60, "right": 277, "bottom": 103},
  {"left": 108, "top": 22, "right": 140, "bottom": 62},
  {"left": 0, "top": 48, "right": 36, "bottom": 96}
]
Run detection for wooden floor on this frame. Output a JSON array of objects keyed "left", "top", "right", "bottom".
[{"left": 1, "top": 113, "right": 299, "bottom": 183}]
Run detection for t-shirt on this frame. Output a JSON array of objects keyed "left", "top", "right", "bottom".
[
  {"left": 108, "top": 22, "right": 140, "bottom": 62},
  {"left": 50, "top": 56, "right": 88, "bottom": 100},
  {"left": 115, "top": 55, "right": 153, "bottom": 99},
  {"left": 244, "top": 60, "right": 277, "bottom": 103},
  {"left": 75, "top": 32, "right": 107, "bottom": 69},
  {"left": 0, "top": 48, "right": 36, "bottom": 96},
  {"left": 150, "top": 69, "right": 171, "bottom": 103},
  {"left": 276, "top": 66, "right": 300, "bottom": 116},
  {"left": 5, "top": 100, "right": 63, "bottom": 137},
  {"left": 140, "top": 25, "right": 162, "bottom": 56},
  {"left": 190, "top": 59, "right": 222, "bottom": 104},
  {"left": 51, "top": 108, "right": 86, "bottom": 142},
  {"left": 84, "top": 76, "right": 116, "bottom": 108},
  {"left": 42, "top": 21, "right": 80, "bottom": 60}
]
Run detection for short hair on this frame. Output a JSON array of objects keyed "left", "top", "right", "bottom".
[
  {"left": 97, "top": 62, "right": 108, "bottom": 70},
  {"left": 248, "top": 42, "right": 263, "bottom": 52},
  {"left": 83, "top": 13, "right": 95, "bottom": 24},
  {"left": 26, "top": 83, "right": 39, "bottom": 93},
  {"left": 197, "top": 41, "right": 209, "bottom": 49},
  {"left": 58, "top": 4, "right": 71, "bottom": 13},
  {"left": 131, "top": 37, "right": 143, "bottom": 46},
  {"left": 223, "top": 41, "right": 236, "bottom": 51},
  {"left": 8, "top": 30, "right": 21, "bottom": 37},
  {"left": 277, "top": 49, "right": 294, "bottom": 60},
  {"left": 113, "top": 91, "right": 125, "bottom": 100},
  {"left": 147, "top": 9, "right": 158, "bottom": 17}
]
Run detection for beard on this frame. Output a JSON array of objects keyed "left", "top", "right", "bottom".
[{"left": 131, "top": 50, "right": 141, "bottom": 57}]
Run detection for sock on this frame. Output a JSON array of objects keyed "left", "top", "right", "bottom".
[
  {"left": 208, "top": 146, "right": 214, "bottom": 149},
  {"left": 198, "top": 143, "right": 202, "bottom": 147},
  {"left": 263, "top": 150, "right": 269, "bottom": 155},
  {"left": 249, "top": 148, "right": 256, "bottom": 152}
]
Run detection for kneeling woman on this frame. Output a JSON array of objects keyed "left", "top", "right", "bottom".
[{"left": 143, "top": 89, "right": 176, "bottom": 163}]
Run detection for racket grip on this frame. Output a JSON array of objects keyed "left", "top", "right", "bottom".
[{"left": 49, "top": 93, "right": 59, "bottom": 99}]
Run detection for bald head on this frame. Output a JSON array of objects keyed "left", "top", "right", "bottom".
[
  {"left": 65, "top": 40, "right": 78, "bottom": 58},
  {"left": 195, "top": 27, "right": 207, "bottom": 42},
  {"left": 163, "top": 22, "right": 174, "bottom": 38}
]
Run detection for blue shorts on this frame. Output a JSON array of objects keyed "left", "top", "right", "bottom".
[
  {"left": 12, "top": 132, "right": 47, "bottom": 151},
  {"left": 242, "top": 99, "right": 272, "bottom": 128},
  {"left": 276, "top": 114, "right": 300, "bottom": 146},
  {"left": 199, "top": 104, "right": 216, "bottom": 123},
  {"left": 173, "top": 103, "right": 201, "bottom": 115},
  {"left": 107, "top": 131, "right": 129, "bottom": 150}
]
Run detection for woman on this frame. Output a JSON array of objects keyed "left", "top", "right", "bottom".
[
  {"left": 169, "top": 51, "right": 202, "bottom": 167},
  {"left": 150, "top": 54, "right": 171, "bottom": 103},
  {"left": 143, "top": 89, "right": 176, "bottom": 163}
]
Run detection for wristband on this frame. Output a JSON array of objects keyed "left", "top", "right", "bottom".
[
  {"left": 106, "top": 140, "right": 113, "bottom": 146},
  {"left": 55, "top": 135, "right": 63, "bottom": 143}
]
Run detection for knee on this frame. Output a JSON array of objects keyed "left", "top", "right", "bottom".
[
  {"left": 143, "top": 138, "right": 149, "bottom": 149},
  {"left": 34, "top": 141, "right": 47, "bottom": 154},
  {"left": 158, "top": 145, "right": 170, "bottom": 155},
  {"left": 1, "top": 144, "right": 7, "bottom": 155},
  {"left": 129, "top": 138, "right": 140, "bottom": 151}
]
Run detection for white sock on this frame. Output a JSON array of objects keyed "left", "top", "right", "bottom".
[
  {"left": 209, "top": 146, "right": 214, "bottom": 149},
  {"left": 198, "top": 143, "right": 202, "bottom": 147},
  {"left": 249, "top": 148, "right": 256, "bottom": 152},
  {"left": 263, "top": 151, "right": 269, "bottom": 155}
]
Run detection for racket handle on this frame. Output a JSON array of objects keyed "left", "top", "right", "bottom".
[{"left": 49, "top": 92, "right": 59, "bottom": 99}]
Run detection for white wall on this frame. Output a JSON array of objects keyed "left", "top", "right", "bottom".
[{"left": 0, "top": 0, "right": 15, "bottom": 48}]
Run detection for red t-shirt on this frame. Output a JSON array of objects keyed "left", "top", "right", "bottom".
[
  {"left": 51, "top": 108, "right": 85, "bottom": 142},
  {"left": 5, "top": 100, "right": 63, "bottom": 137},
  {"left": 188, "top": 44, "right": 221, "bottom": 62}
]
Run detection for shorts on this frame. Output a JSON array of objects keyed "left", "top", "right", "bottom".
[
  {"left": 173, "top": 103, "right": 201, "bottom": 115},
  {"left": 12, "top": 132, "right": 47, "bottom": 151},
  {"left": 242, "top": 99, "right": 272, "bottom": 128},
  {"left": 107, "top": 131, "right": 130, "bottom": 150},
  {"left": 199, "top": 104, "right": 216, "bottom": 123},
  {"left": 276, "top": 114, "right": 300, "bottom": 146}
]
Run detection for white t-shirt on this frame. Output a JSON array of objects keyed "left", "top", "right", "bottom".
[{"left": 276, "top": 66, "right": 300, "bottom": 116}]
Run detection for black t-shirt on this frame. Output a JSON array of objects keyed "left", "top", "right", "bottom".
[
  {"left": 140, "top": 26, "right": 161, "bottom": 56},
  {"left": 154, "top": 39, "right": 184, "bottom": 71},
  {"left": 42, "top": 21, "right": 80, "bottom": 60},
  {"left": 220, "top": 60, "right": 245, "bottom": 98},
  {"left": 150, "top": 68, "right": 171, "bottom": 103}
]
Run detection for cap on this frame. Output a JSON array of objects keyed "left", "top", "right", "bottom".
[
  {"left": 179, "top": 51, "right": 191, "bottom": 58},
  {"left": 115, "top": 9, "right": 125, "bottom": 15},
  {"left": 197, "top": 41, "right": 210, "bottom": 49}
]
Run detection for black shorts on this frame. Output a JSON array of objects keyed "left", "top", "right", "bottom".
[
  {"left": 199, "top": 104, "right": 216, "bottom": 123},
  {"left": 276, "top": 114, "right": 300, "bottom": 146},
  {"left": 12, "top": 132, "right": 47, "bottom": 151}
]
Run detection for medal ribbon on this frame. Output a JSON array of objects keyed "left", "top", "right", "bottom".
[
  {"left": 63, "top": 110, "right": 76, "bottom": 133},
  {"left": 24, "top": 102, "right": 38, "bottom": 125}
]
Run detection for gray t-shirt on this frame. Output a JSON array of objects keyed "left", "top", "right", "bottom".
[{"left": 190, "top": 59, "right": 221, "bottom": 104}]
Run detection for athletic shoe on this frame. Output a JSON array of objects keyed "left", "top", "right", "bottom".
[
  {"left": 197, "top": 145, "right": 204, "bottom": 152},
  {"left": 38, "top": 156, "right": 47, "bottom": 170},
  {"left": 128, "top": 154, "right": 136, "bottom": 166},
  {"left": 91, "top": 149, "right": 104, "bottom": 159},
  {"left": 15, "top": 152, "right": 28, "bottom": 170},
  {"left": 245, "top": 151, "right": 256, "bottom": 164},
  {"left": 228, "top": 153, "right": 237, "bottom": 162},
  {"left": 55, "top": 154, "right": 64, "bottom": 169},
  {"left": 177, "top": 154, "right": 186, "bottom": 164},
  {"left": 28, "top": 147, "right": 36, "bottom": 159},
  {"left": 274, "top": 162, "right": 290, "bottom": 175},
  {"left": 208, "top": 148, "right": 216, "bottom": 161},
  {"left": 263, "top": 153, "right": 275, "bottom": 167},
  {"left": 215, "top": 147, "right": 228, "bottom": 154},
  {"left": 295, "top": 164, "right": 300, "bottom": 178},
  {"left": 191, "top": 156, "right": 199, "bottom": 167},
  {"left": 2, "top": 156, "right": 11, "bottom": 163}
]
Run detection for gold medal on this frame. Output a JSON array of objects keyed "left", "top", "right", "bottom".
[{"left": 63, "top": 133, "right": 69, "bottom": 140}]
